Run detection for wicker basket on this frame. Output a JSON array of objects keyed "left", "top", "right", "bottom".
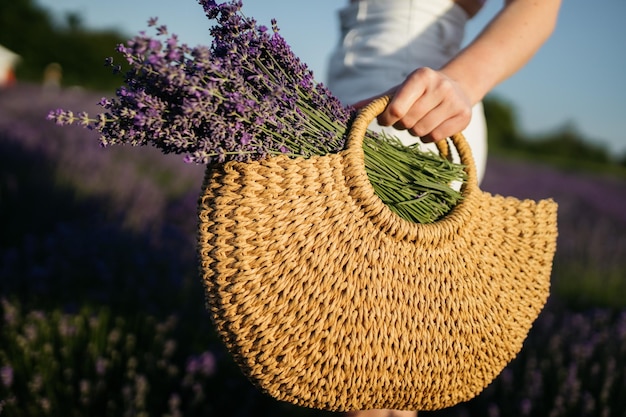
[{"left": 197, "top": 96, "right": 558, "bottom": 411}]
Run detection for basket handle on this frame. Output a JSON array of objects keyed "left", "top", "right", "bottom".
[{"left": 347, "top": 95, "right": 479, "bottom": 192}]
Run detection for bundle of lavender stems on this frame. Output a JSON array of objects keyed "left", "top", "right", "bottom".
[{"left": 49, "top": 0, "right": 466, "bottom": 224}]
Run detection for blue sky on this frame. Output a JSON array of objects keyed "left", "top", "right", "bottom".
[{"left": 36, "top": 0, "right": 626, "bottom": 156}]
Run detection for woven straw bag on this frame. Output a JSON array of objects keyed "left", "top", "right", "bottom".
[{"left": 197, "top": 96, "right": 558, "bottom": 411}]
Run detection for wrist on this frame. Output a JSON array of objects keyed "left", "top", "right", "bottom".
[{"left": 439, "top": 62, "right": 493, "bottom": 106}]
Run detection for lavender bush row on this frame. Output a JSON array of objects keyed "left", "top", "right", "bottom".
[
  {"left": 482, "top": 157, "right": 626, "bottom": 308},
  {"left": 0, "top": 84, "right": 205, "bottom": 313},
  {"left": 0, "top": 84, "right": 205, "bottom": 236},
  {"left": 2, "top": 297, "right": 624, "bottom": 417},
  {"left": 430, "top": 302, "right": 626, "bottom": 417},
  {"left": 0, "top": 298, "right": 324, "bottom": 417}
]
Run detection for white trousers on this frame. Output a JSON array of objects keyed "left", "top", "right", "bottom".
[{"left": 326, "top": 0, "right": 487, "bottom": 183}]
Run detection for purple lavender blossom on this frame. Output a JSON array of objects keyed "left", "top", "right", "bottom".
[
  {"left": 95, "top": 358, "right": 108, "bottom": 376},
  {"left": 48, "top": 0, "right": 350, "bottom": 165},
  {"left": 185, "top": 351, "right": 216, "bottom": 377},
  {"left": 0, "top": 365, "right": 13, "bottom": 388},
  {"left": 44, "top": 0, "right": 466, "bottom": 223}
]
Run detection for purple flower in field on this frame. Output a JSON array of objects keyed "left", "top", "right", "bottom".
[
  {"left": 0, "top": 365, "right": 13, "bottom": 388},
  {"left": 186, "top": 351, "right": 216, "bottom": 377},
  {"left": 95, "top": 357, "right": 108, "bottom": 376},
  {"left": 2, "top": 298, "right": 17, "bottom": 326},
  {"left": 58, "top": 316, "right": 77, "bottom": 337},
  {"left": 24, "top": 323, "right": 38, "bottom": 342},
  {"left": 163, "top": 339, "right": 177, "bottom": 358},
  {"left": 487, "top": 403, "right": 500, "bottom": 417},
  {"left": 520, "top": 398, "right": 532, "bottom": 415}
]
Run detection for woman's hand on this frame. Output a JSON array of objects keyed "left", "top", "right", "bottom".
[
  {"left": 352, "top": 67, "right": 473, "bottom": 143},
  {"left": 350, "top": 0, "right": 561, "bottom": 143}
]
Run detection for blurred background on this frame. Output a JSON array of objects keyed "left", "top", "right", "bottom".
[
  {"left": 10, "top": 0, "right": 626, "bottom": 157},
  {"left": 1, "top": 0, "right": 625, "bottom": 416}
]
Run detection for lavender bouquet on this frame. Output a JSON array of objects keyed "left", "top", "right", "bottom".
[{"left": 48, "top": 0, "right": 466, "bottom": 224}]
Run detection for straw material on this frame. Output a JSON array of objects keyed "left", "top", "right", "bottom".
[{"left": 197, "top": 96, "right": 558, "bottom": 411}]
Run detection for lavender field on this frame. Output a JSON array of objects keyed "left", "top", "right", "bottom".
[{"left": 1, "top": 83, "right": 625, "bottom": 416}]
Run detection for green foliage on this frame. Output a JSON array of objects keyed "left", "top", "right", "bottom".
[
  {"left": 519, "top": 123, "right": 610, "bottom": 164},
  {"left": 554, "top": 264, "right": 626, "bottom": 309},
  {"left": 0, "top": 0, "right": 126, "bottom": 91},
  {"left": 0, "top": 300, "right": 177, "bottom": 416},
  {"left": 483, "top": 95, "right": 622, "bottom": 175},
  {"left": 364, "top": 131, "right": 467, "bottom": 224},
  {"left": 483, "top": 95, "right": 521, "bottom": 148},
  {"left": 0, "top": 297, "right": 331, "bottom": 417}
]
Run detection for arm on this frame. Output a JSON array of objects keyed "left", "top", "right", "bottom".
[{"left": 370, "top": 0, "right": 561, "bottom": 142}]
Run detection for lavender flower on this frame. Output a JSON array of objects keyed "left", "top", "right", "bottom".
[
  {"left": 47, "top": 0, "right": 466, "bottom": 223},
  {"left": 48, "top": 1, "right": 346, "bottom": 165},
  {"left": 95, "top": 357, "right": 108, "bottom": 376},
  {"left": 0, "top": 365, "right": 13, "bottom": 388},
  {"left": 186, "top": 351, "right": 216, "bottom": 377}
]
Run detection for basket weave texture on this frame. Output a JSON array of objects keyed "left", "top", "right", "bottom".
[{"left": 197, "top": 96, "right": 558, "bottom": 411}]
